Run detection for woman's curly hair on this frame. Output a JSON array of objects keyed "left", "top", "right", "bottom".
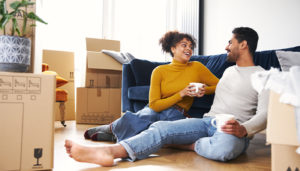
[{"left": 159, "top": 31, "right": 196, "bottom": 57}]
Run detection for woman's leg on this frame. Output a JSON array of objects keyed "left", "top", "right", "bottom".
[
  {"left": 112, "top": 106, "right": 185, "bottom": 142},
  {"left": 84, "top": 124, "right": 111, "bottom": 139}
]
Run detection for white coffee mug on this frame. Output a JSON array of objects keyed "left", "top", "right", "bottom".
[
  {"left": 189, "top": 82, "right": 204, "bottom": 93},
  {"left": 211, "top": 114, "right": 235, "bottom": 133}
]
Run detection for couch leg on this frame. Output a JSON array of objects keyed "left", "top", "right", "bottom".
[{"left": 59, "top": 102, "right": 66, "bottom": 127}]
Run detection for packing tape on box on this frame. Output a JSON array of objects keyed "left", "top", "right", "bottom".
[
  {"left": 97, "top": 88, "right": 101, "bottom": 97},
  {"left": 106, "top": 76, "right": 110, "bottom": 88}
]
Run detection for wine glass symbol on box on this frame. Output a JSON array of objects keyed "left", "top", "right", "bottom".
[{"left": 34, "top": 148, "right": 43, "bottom": 166}]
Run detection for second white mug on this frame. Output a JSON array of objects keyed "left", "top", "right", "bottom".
[{"left": 211, "top": 114, "right": 235, "bottom": 133}]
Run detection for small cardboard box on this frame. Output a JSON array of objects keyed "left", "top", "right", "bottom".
[
  {"left": 76, "top": 87, "right": 121, "bottom": 124},
  {"left": 272, "top": 144, "right": 300, "bottom": 171},
  {"left": 267, "top": 91, "right": 300, "bottom": 171},
  {"left": 85, "top": 38, "right": 122, "bottom": 88},
  {"left": 0, "top": 72, "right": 55, "bottom": 171},
  {"left": 43, "top": 49, "right": 75, "bottom": 121}
]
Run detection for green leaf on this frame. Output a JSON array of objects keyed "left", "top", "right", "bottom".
[
  {"left": 27, "top": 12, "right": 47, "bottom": 24},
  {"left": 11, "top": 17, "right": 17, "bottom": 36},
  {"left": 0, "top": 0, "right": 7, "bottom": 14},
  {"left": 0, "top": 15, "right": 11, "bottom": 28},
  {"left": 22, "top": 14, "right": 27, "bottom": 36},
  {"left": 10, "top": 1, "right": 21, "bottom": 10},
  {"left": 16, "top": 27, "right": 20, "bottom": 36},
  {"left": 21, "top": 1, "right": 35, "bottom": 6}
]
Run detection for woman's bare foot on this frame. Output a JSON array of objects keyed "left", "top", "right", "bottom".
[{"left": 65, "top": 140, "right": 114, "bottom": 167}]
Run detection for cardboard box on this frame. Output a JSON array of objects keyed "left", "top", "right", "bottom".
[
  {"left": 43, "top": 49, "right": 75, "bottom": 121},
  {"left": 272, "top": 144, "right": 300, "bottom": 171},
  {"left": 267, "top": 91, "right": 300, "bottom": 171},
  {"left": 0, "top": 72, "right": 55, "bottom": 171},
  {"left": 76, "top": 87, "right": 121, "bottom": 124},
  {"left": 85, "top": 38, "right": 122, "bottom": 88}
]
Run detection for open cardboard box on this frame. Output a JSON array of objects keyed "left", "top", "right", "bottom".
[
  {"left": 85, "top": 38, "right": 122, "bottom": 88},
  {"left": 0, "top": 72, "right": 55, "bottom": 171},
  {"left": 76, "top": 38, "right": 122, "bottom": 124},
  {"left": 267, "top": 91, "right": 300, "bottom": 171}
]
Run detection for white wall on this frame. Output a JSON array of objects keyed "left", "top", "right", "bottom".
[{"left": 203, "top": 0, "right": 300, "bottom": 55}]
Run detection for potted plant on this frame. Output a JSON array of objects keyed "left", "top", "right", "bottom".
[{"left": 0, "top": 0, "right": 47, "bottom": 72}]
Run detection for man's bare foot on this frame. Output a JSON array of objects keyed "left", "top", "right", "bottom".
[{"left": 65, "top": 139, "right": 114, "bottom": 167}]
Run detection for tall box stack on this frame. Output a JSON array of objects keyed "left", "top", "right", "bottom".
[
  {"left": 76, "top": 38, "right": 122, "bottom": 124},
  {"left": 43, "top": 50, "right": 75, "bottom": 121},
  {"left": 0, "top": 72, "right": 55, "bottom": 171},
  {"left": 267, "top": 91, "right": 300, "bottom": 171}
]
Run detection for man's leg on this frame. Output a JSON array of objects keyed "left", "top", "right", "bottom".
[
  {"left": 120, "top": 118, "right": 210, "bottom": 161},
  {"left": 194, "top": 131, "right": 250, "bottom": 161},
  {"left": 65, "top": 140, "right": 127, "bottom": 167},
  {"left": 65, "top": 118, "right": 209, "bottom": 166}
]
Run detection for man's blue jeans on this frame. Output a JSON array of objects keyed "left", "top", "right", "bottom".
[{"left": 120, "top": 117, "right": 250, "bottom": 162}]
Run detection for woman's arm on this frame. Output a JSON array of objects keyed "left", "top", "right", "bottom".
[
  {"left": 198, "top": 63, "right": 219, "bottom": 95},
  {"left": 148, "top": 67, "right": 183, "bottom": 112}
]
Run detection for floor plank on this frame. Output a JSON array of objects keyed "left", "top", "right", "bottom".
[{"left": 53, "top": 121, "right": 271, "bottom": 171}]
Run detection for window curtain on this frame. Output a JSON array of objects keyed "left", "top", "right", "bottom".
[{"left": 103, "top": 0, "right": 199, "bottom": 62}]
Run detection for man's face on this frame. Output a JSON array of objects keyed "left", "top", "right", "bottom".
[{"left": 225, "top": 34, "right": 240, "bottom": 62}]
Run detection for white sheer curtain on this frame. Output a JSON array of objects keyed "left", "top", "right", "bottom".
[
  {"left": 36, "top": 0, "right": 199, "bottom": 86},
  {"left": 104, "top": 0, "right": 199, "bottom": 62},
  {"left": 37, "top": 0, "right": 103, "bottom": 87}
]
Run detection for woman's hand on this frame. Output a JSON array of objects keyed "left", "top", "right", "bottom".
[
  {"left": 179, "top": 84, "right": 206, "bottom": 97},
  {"left": 179, "top": 84, "right": 195, "bottom": 97},
  {"left": 194, "top": 85, "right": 206, "bottom": 97}
]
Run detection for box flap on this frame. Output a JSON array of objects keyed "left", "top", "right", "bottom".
[
  {"left": 87, "top": 52, "right": 122, "bottom": 71},
  {"left": 86, "top": 38, "right": 120, "bottom": 52},
  {"left": 267, "top": 91, "right": 300, "bottom": 146}
]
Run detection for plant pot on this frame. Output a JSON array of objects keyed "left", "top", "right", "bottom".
[{"left": 0, "top": 35, "right": 31, "bottom": 72}]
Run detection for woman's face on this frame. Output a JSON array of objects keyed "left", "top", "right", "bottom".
[{"left": 171, "top": 38, "right": 193, "bottom": 63}]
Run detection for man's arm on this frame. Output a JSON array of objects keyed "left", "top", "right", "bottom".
[{"left": 222, "top": 89, "right": 270, "bottom": 138}]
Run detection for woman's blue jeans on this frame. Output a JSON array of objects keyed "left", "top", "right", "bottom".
[
  {"left": 111, "top": 106, "right": 186, "bottom": 142},
  {"left": 119, "top": 117, "right": 250, "bottom": 162}
]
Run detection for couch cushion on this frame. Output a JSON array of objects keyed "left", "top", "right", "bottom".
[
  {"left": 128, "top": 86, "right": 150, "bottom": 101},
  {"left": 130, "top": 59, "right": 168, "bottom": 86},
  {"left": 191, "top": 94, "right": 215, "bottom": 109},
  {"left": 191, "top": 54, "right": 234, "bottom": 78},
  {"left": 276, "top": 51, "right": 300, "bottom": 71}
]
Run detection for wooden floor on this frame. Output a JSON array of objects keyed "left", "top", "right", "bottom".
[{"left": 53, "top": 121, "right": 271, "bottom": 171}]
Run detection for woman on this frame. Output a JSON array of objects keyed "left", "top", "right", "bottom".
[{"left": 84, "top": 31, "right": 219, "bottom": 142}]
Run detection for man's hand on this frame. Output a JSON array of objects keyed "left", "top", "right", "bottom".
[{"left": 221, "top": 120, "right": 247, "bottom": 138}]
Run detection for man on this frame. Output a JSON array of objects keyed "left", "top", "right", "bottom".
[{"left": 65, "top": 27, "right": 269, "bottom": 166}]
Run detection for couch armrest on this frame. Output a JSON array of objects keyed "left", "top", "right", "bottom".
[{"left": 122, "top": 63, "right": 136, "bottom": 112}]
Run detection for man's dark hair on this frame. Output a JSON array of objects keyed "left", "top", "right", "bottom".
[{"left": 232, "top": 27, "right": 259, "bottom": 56}]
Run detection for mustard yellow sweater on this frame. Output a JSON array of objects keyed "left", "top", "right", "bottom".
[{"left": 149, "top": 59, "right": 219, "bottom": 112}]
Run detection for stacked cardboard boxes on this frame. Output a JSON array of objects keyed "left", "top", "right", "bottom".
[
  {"left": 0, "top": 72, "right": 55, "bottom": 171},
  {"left": 43, "top": 50, "right": 75, "bottom": 121},
  {"left": 267, "top": 91, "right": 300, "bottom": 171},
  {"left": 76, "top": 38, "right": 122, "bottom": 124}
]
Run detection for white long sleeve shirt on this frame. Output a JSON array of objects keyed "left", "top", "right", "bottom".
[{"left": 204, "top": 65, "right": 269, "bottom": 137}]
